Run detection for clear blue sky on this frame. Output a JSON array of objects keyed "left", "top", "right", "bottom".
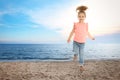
[
  {"left": 0, "top": 0, "right": 120, "bottom": 44},
  {"left": 0, "top": 0, "right": 68, "bottom": 43}
]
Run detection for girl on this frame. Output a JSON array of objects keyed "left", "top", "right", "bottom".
[{"left": 67, "top": 6, "right": 95, "bottom": 71}]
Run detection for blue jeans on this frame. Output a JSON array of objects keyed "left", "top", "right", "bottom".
[{"left": 73, "top": 41, "right": 85, "bottom": 66}]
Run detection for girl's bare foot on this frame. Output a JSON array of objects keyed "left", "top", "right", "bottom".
[{"left": 80, "top": 66, "right": 85, "bottom": 71}]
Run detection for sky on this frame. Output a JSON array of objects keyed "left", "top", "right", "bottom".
[{"left": 0, "top": 0, "right": 120, "bottom": 44}]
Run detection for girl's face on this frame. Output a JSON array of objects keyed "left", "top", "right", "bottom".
[{"left": 78, "top": 13, "right": 86, "bottom": 21}]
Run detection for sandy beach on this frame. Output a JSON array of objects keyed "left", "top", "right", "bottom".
[{"left": 0, "top": 60, "right": 120, "bottom": 80}]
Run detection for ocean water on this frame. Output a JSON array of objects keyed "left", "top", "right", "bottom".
[{"left": 0, "top": 43, "right": 120, "bottom": 61}]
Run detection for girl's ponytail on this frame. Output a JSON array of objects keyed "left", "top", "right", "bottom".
[{"left": 76, "top": 6, "right": 88, "bottom": 12}]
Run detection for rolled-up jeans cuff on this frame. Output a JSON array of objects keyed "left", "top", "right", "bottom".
[{"left": 80, "top": 64, "right": 84, "bottom": 66}]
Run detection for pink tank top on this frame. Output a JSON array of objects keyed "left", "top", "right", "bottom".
[{"left": 73, "top": 22, "right": 88, "bottom": 43}]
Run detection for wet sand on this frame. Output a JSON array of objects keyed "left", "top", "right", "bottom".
[{"left": 0, "top": 59, "right": 120, "bottom": 80}]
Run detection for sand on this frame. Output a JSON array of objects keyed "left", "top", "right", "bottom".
[{"left": 0, "top": 59, "right": 120, "bottom": 80}]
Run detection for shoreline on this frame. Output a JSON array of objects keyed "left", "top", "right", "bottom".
[
  {"left": 0, "top": 58, "right": 120, "bottom": 62},
  {"left": 0, "top": 59, "right": 120, "bottom": 80}
]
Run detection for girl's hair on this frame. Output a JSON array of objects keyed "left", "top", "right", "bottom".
[{"left": 76, "top": 6, "right": 88, "bottom": 17}]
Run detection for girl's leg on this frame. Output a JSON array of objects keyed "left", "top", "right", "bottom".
[
  {"left": 73, "top": 41, "right": 79, "bottom": 61},
  {"left": 79, "top": 43, "right": 85, "bottom": 70},
  {"left": 79, "top": 47, "right": 84, "bottom": 66}
]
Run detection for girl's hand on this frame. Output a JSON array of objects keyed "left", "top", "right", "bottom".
[
  {"left": 92, "top": 37, "right": 95, "bottom": 40},
  {"left": 87, "top": 32, "right": 95, "bottom": 40},
  {"left": 67, "top": 39, "right": 71, "bottom": 43}
]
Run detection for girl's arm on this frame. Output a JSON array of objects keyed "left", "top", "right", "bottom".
[
  {"left": 67, "top": 28, "right": 74, "bottom": 43},
  {"left": 87, "top": 32, "right": 95, "bottom": 40},
  {"left": 86, "top": 23, "right": 95, "bottom": 40}
]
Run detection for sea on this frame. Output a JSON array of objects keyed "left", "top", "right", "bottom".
[{"left": 0, "top": 43, "right": 120, "bottom": 61}]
